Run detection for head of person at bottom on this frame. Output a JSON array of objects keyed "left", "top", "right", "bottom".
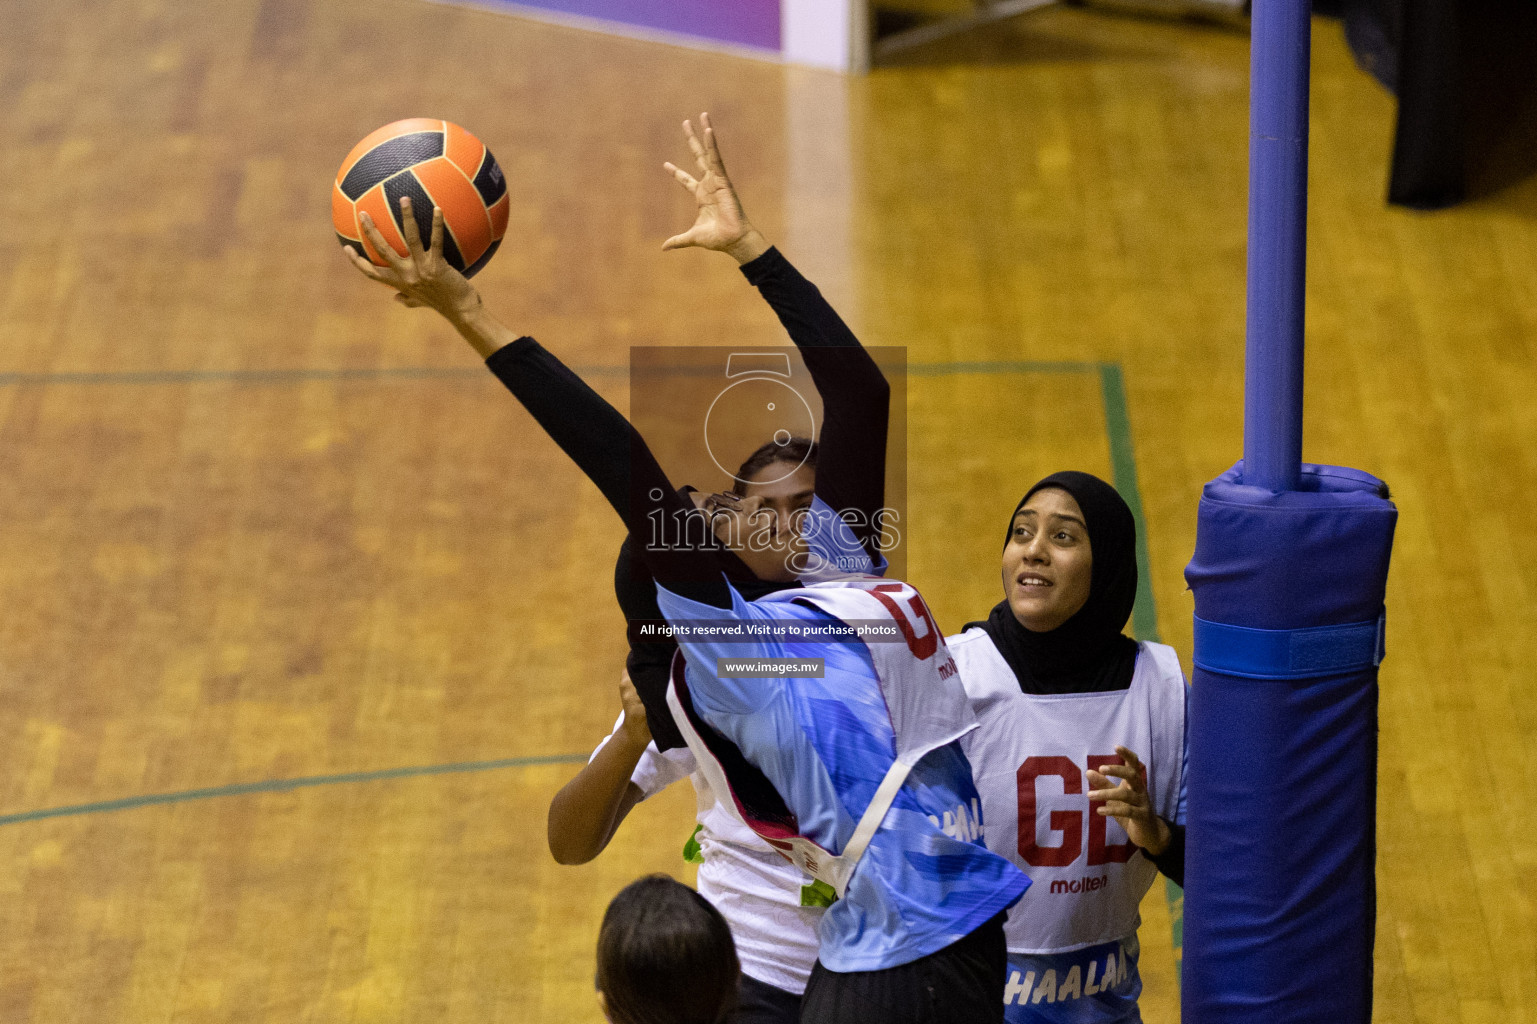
[
  {"left": 596, "top": 875, "right": 740, "bottom": 1024},
  {"left": 698, "top": 436, "right": 818, "bottom": 583},
  {"left": 991, "top": 470, "right": 1139, "bottom": 692}
]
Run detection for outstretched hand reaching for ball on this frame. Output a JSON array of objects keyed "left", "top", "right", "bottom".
[
  {"left": 344, "top": 197, "right": 483, "bottom": 323},
  {"left": 343, "top": 195, "right": 524, "bottom": 361},
  {"left": 662, "top": 113, "right": 770, "bottom": 265}
]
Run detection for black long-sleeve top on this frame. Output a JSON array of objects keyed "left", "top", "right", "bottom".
[
  {"left": 1150, "top": 825, "right": 1185, "bottom": 888},
  {"left": 743, "top": 248, "right": 890, "bottom": 559},
  {"left": 485, "top": 247, "right": 889, "bottom": 748}
]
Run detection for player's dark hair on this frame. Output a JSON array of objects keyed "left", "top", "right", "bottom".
[
  {"left": 734, "top": 436, "right": 817, "bottom": 488},
  {"left": 596, "top": 875, "right": 740, "bottom": 1024}
]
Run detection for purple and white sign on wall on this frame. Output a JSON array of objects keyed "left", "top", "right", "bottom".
[
  {"left": 486, "top": 0, "right": 782, "bottom": 54},
  {"left": 437, "top": 0, "right": 861, "bottom": 71}
]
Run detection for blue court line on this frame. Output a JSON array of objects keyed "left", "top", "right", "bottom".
[{"left": 0, "top": 752, "right": 589, "bottom": 828}]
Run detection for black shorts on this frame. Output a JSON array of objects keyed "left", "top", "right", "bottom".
[
  {"left": 729, "top": 973, "right": 802, "bottom": 1024},
  {"left": 799, "top": 913, "right": 1007, "bottom": 1024}
]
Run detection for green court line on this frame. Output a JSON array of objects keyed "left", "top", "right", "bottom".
[
  {"left": 907, "top": 359, "right": 1099, "bottom": 376},
  {"left": 0, "top": 356, "right": 1184, "bottom": 978},
  {"left": 0, "top": 359, "right": 1095, "bottom": 388},
  {"left": 1098, "top": 364, "right": 1160, "bottom": 646},
  {"left": 1096, "top": 362, "right": 1185, "bottom": 988},
  {"left": 0, "top": 753, "right": 589, "bottom": 828}
]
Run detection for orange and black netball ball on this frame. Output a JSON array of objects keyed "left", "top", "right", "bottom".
[{"left": 333, "top": 118, "right": 509, "bottom": 278}]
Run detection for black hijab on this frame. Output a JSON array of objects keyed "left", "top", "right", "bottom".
[{"left": 976, "top": 471, "right": 1139, "bottom": 693}]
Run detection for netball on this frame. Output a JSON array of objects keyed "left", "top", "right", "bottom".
[{"left": 332, "top": 118, "right": 509, "bottom": 278}]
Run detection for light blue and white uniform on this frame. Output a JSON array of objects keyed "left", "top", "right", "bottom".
[
  {"left": 658, "top": 569, "right": 1030, "bottom": 973},
  {"left": 949, "top": 628, "right": 1188, "bottom": 1023}
]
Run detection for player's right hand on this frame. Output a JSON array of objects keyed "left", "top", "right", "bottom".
[{"left": 345, "top": 196, "right": 483, "bottom": 322}]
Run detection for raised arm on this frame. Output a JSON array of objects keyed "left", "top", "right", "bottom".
[
  {"left": 742, "top": 251, "right": 890, "bottom": 562},
  {"left": 662, "top": 114, "right": 889, "bottom": 560},
  {"left": 344, "top": 197, "right": 732, "bottom": 608}
]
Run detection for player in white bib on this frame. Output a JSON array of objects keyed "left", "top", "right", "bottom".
[
  {"left": 566, "top": 676, "right": 824, "bottom": 1016},
  {"left": 951, "top": 472, "right": 1187, "bottom": 1024},
  {"left": 551, "top": 528, "right": 824, "bottom": 1023}
]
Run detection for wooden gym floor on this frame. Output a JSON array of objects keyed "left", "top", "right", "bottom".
[{"left": 1, "top": 0, "right": 1534, "bottom": 1020}]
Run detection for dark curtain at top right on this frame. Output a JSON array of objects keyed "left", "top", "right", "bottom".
[{"left": 1335, "top": 0, "right": 1537, "bottom": 208}]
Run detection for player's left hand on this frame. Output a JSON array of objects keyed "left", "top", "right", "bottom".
[
  {"left": 617, "top": 670, "right": 652, "bottom": 749},
  {"left": 661, "top": 113, "right": 769, "bottom": 264},
  {"left": 1087, "top": 745, "right": 1171, "bottom": 856},
  {"left": 345, "top": 196, "right": 483, "bottom": 322}
]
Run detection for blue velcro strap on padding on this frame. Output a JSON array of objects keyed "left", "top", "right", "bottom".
[{"left": 1193, "top": 613, "right": 1385, "bottom": 679}]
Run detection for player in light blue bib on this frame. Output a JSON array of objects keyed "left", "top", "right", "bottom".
[{"left": 344, "top": 119, "right": 1029, "bottom": 1019}]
